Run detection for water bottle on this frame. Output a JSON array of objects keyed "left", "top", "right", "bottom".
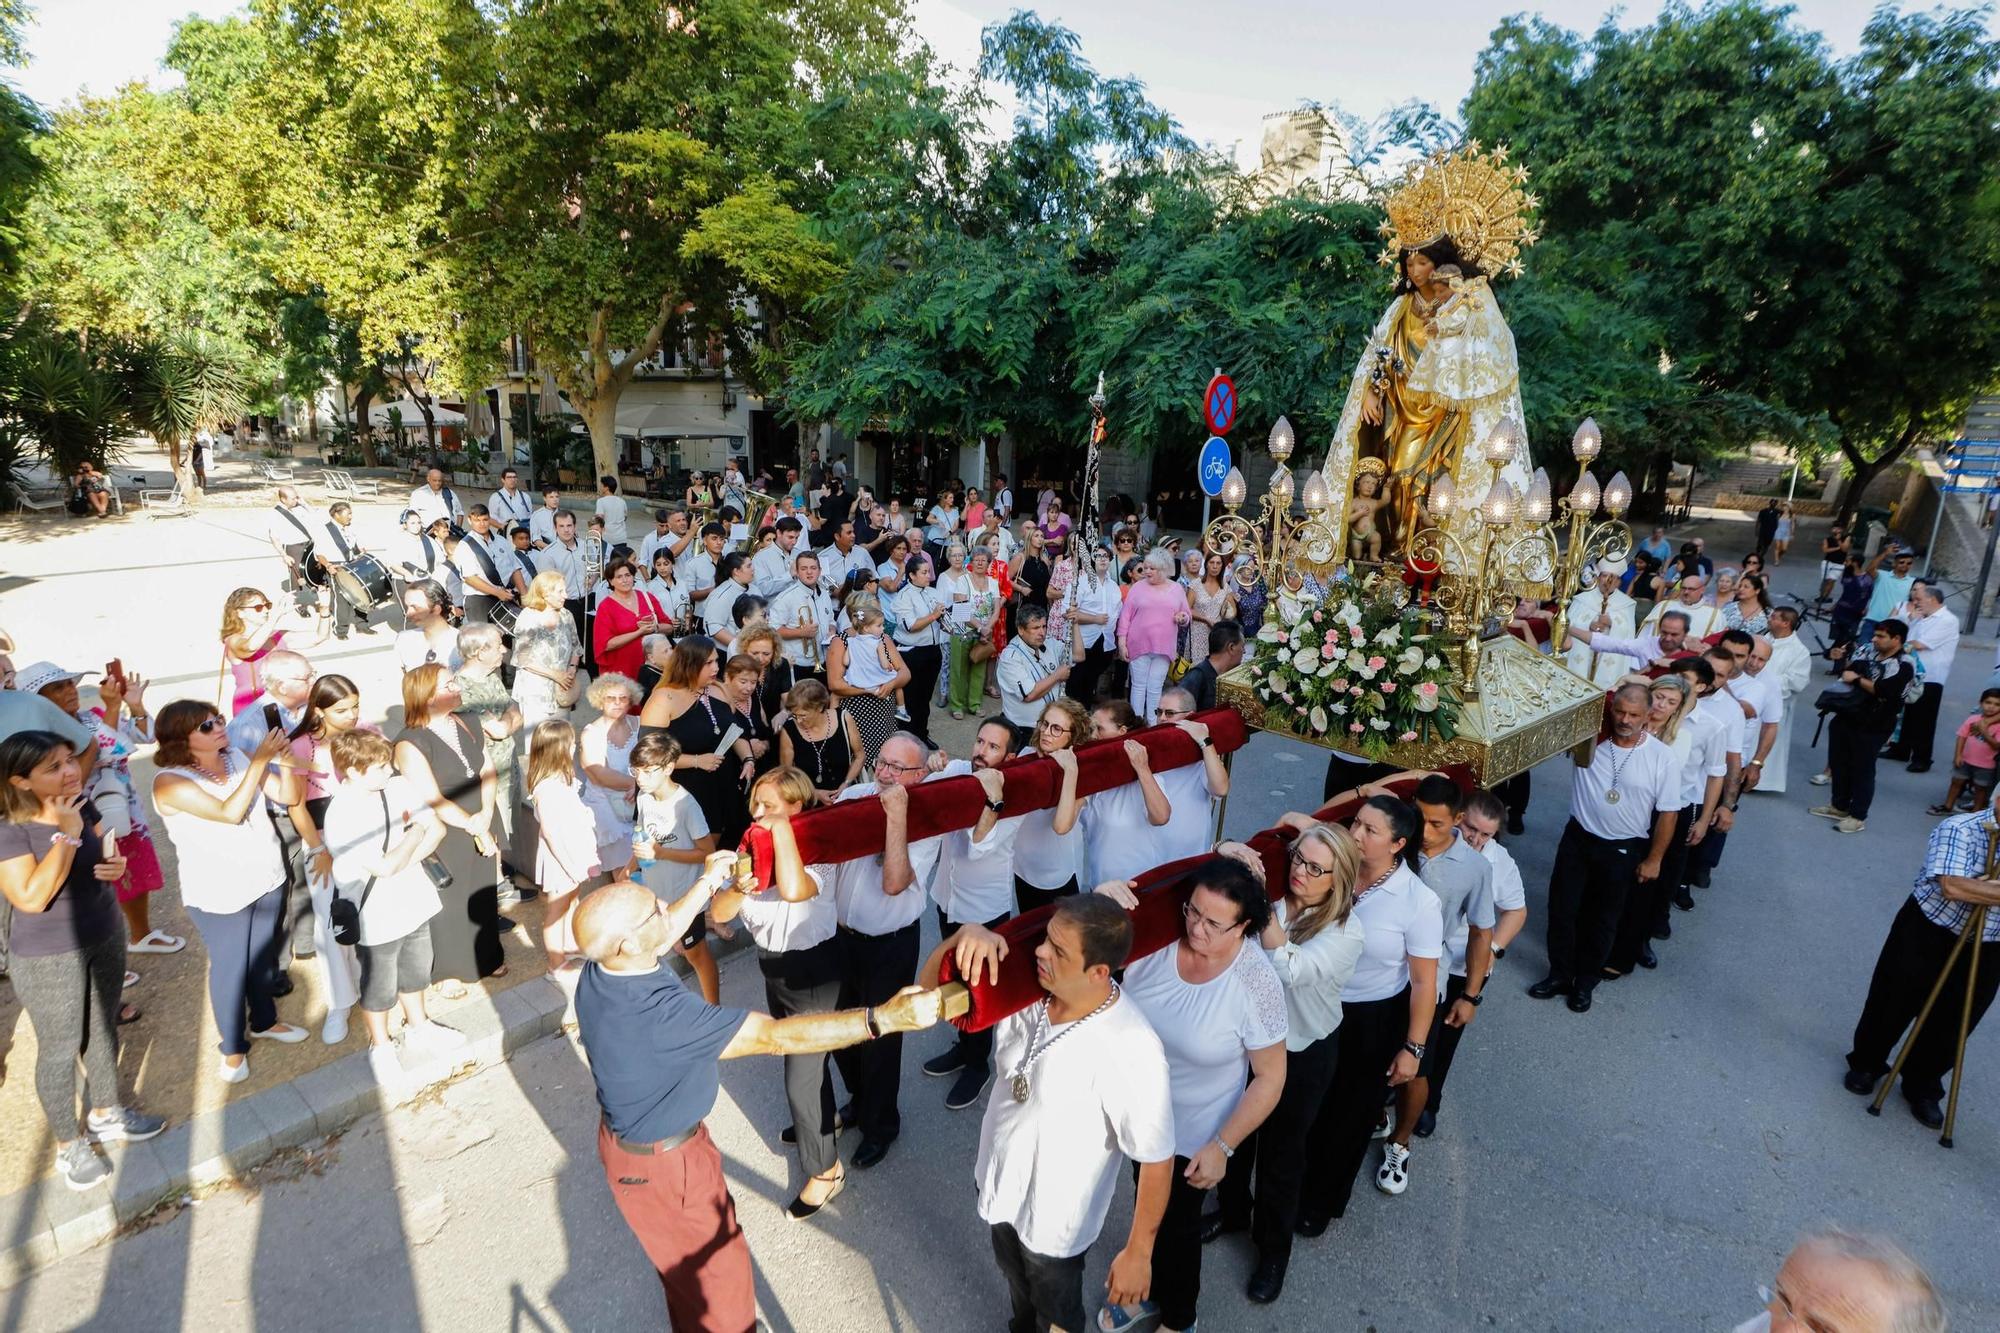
[{"left": 632, "top": 829, "right": 655, "bottom": 875}]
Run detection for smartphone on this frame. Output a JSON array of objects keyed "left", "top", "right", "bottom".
[{"left": 105, "top": 659, "right": 125, "bottom": 686}]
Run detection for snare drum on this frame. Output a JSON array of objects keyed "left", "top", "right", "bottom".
[{"left": 332, "top": 553, "right": 395, "bottom": 614}]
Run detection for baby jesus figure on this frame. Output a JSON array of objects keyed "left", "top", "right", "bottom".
[{"left": 1347, "top": 461, "right": 1390, "bottom": 561}]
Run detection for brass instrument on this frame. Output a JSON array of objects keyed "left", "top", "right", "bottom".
[
  {"left": 740, "top": 488, "right": 780, "bottom": 544},
  {"left": 796, "top": 593, "right": 823, "bottom": 668},
  {"left": 1868, "top": 816, "right": 1996, "bottom": 1148}
]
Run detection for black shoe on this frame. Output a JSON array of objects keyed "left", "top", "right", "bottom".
[
  {"left": 781, "top": 1103, "right": 852, "bottom": 1146},
  {"left": 267, "top": 973, "right": 295, "bottom": 998},
  {"left": 1651, "top": 922, "right": 1672, "bottom": 940},
  {"left": 1245, "top": 1255, "right": 1288, "bottom": 1304},
  {"left": 1527, "top": 976, "right": 1570, "bottom": 1000},
  {"left": 1691, "top": 866, "right": 1712, "bottom": 889},
  {"left": 1637, "top": 944, "right": 1658, "bottom": 970},
  {"left": 1673, "top": 887, "right": 1696, "bottom": 911},
  {"left": 1843, "top": 1069, "right": 1879, "bottom": 1096},
  {"left": 1880, "top": 747, "right": 1909, "bottom": 761},
  {"left": 1566, "top": 989, "right": 1594, "bottom": 1014},
  {"left": 1507, "top": 815, "right": 1525, "bottom": 835},
  {"left": 852, "top": 1135, "right": 897, "bottom": 1169},
  {"left": 1198, "top": 1209, "right": 1247, "bottom": 1245},
  {"left": 1294, "top": 1213, "right": 1330, "bottom": 1238},
  {"left": 353, "top": 622, "right": 378, "bottom": 636},
  {"left": 1906, "top": 761, "right": 1933, "bottom": 774},
  {"left": 1413, "top": 1109, "right": 1438, "bottom": 1139},
  {"left": 1907, "top": 1096, "right": 1945, "bottom": 1130},
  {"left": 785, "top": 1170, "right": 845, "bottom": 1220},
  {"left": 921, "top": 1047, "right": 966, "bottom": 1078},
  {"left": 945, "top": 1067, "right": 991, "bottom": 1111}
]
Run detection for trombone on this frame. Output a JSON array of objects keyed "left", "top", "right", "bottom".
[{"left": 1868, "top": 817, "right": 1997, "bottom": 1148}]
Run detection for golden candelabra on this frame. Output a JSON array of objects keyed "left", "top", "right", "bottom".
[
  {"left": 1407, "top": 416, "right": 1633, "bottom": 695},
  {"left": 1199, "top": 414, "right": 1345, "bottom": 593}
]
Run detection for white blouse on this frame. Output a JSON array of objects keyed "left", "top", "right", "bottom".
[
  {"left": 1263, "top": 898, "right": 1368, "bottom": 1050},
  {"left": 1344, "top": 864, "right": 1446, "bottom": 1004},
  {"left": 1123, "top": 939, "right": 1288, "bottom": 1158}
]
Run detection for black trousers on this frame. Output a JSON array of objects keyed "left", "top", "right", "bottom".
[
  {"left": 901, "top": 644, "right": 942, "bottom": 744},
  {"left": 1892, "top": 682, "right": 1945, "bottom": 765},
  {"left": 566, "top": 597, "right": 594, "bottom": 673},
  {"left": 266, "top": 807, "right": 313, "bottom": 964},
  {"left": 760, "top": 938, "right": 844, "bottom": 1179},
  {"left": 1014, "top": 874, "right": 1077, "bottom": 918},
  {"left": 1691, "top": 821, "right": 1728, "bottom": 874},
  {"left": 1497, "top": 771, "right": 1532, "bottom": 825},
  {"left": 989, "top": 1222, "right": 1088, "bottom": 1333},
  {"left": 1830, "top": 717, "right": 1892, "bottom": 820},
  {"left": 1065, "top": 641, "right": 1115, "bottom": 706},
  {"left": 1215, "top": 1030, "right": 1340, "bottom": 1262},
  {"left": 1611, "top": 805, "right": 1687, "bottom": 971},
  {"left": 1545, "top": 818, "right": 1648, "bottom": 991},
  {"left": 1323, "top": 756, "right": 1400, "bottom": 804},
  {"left": 938, "top": 908, "right": 1009, "bottom": 1071},
  {"left": 833, "top": 921, "right": 921, "bottom": 1141},
  {"left": 1304, "top": 987, "right": 1407, "bottom": 1222},
  {"left": 1421, "top": 973, "right": 1470, "bottom": 1117},
  {"left": 281, "top": 542, "right": 313, "bottom": 612},
  {"left": 1847, "top": 898, "right": 2000, "bottom": 1102},
  {"left": 1136, "top": 1155, "right": 1208, "bottom": 1331}
]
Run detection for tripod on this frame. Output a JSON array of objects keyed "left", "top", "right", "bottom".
[{"left": 1867, "top": 846, "right": 1994, "bottom": 1148}]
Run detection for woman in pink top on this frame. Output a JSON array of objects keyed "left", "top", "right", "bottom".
[
  {"left": 219, "top": 587, "right": 324, "bottom": 716},
  {"left": 1117, "top": 551, "right": 1191, "bottom": 722}
]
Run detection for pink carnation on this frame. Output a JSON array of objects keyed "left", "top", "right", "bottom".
[
  {"left": 1417, "top": 681, "right": 1439, "bottom": 698},
  {"left": 1399, "top": 730, "right": 1419, "bottom": 742},
  {"left": 1313, "top": 611, "right": 1324, "bottom": 623},
  {"left": 1366, "top": 656, "right": 1387, "bottom": 671},
  {"left": 1381, "top": 681, "right": 1396, "bottom": 693},
  {"left": 1331, "top": 678, "right": 1349, "bottom": 692},
  {"left": 1350, "top": 627, "right": 1364, "bottom": 642},
  {"left": 1275, "top": 631, "right": 1289, "bottom": 644},
  {"left": 1349, "top": 686, "right": 1364, "bottom": 696},
  {"left": 1349, "top": 722, "right": 1365, "bottom": 733},
  {"left": 1321, "top": 643, "right": 1339, "bottom": 659}
]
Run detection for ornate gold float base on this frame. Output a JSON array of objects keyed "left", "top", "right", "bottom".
[{"left": 1219, "top": 633, "right": 1604, "bottom": 786}]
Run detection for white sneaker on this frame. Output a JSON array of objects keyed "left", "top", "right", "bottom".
[
  {"left": 320, "top": 1007, "right": 351, "bottom": 1045},
  {"left": 250, "top": 1023, "right": 309, "bottom": 1044},
  {"left": 218, "top": 1057, "right": 250, "bottom": 1085},
  {"left": 366, "top": 1044, "right": 404, "bottom": 1086},
  {"left": 1376, "top": 1142, "right": 1411, "bottom": 1195}
]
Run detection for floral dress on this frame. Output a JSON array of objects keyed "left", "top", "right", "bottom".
[{"left": 84, "top": 708, "right": 165, "bottom": 900}]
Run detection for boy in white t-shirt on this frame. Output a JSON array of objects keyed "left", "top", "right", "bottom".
[
  {"left": 629, "top": 733, "right": 722, "bottom": 1003},
  {"left": 919, "top": 895, "right": 1173, "bottom": 1333}
]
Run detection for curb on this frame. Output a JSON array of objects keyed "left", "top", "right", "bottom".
[{"left": 0, "top": 969, "right": 590, "bottom": 1290}]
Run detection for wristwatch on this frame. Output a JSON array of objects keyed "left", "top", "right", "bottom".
[
  {"left": 1197, "top": 735, "right": 1213, "bottom": 749},
  {"left": 1746, "top": 759, "right": 1763, "bottom": 768},
  {"left": 1491, "top": 944, "right": 1507, "bottom": 960},
  {"left": 1402, "top": 1040, "right": 1427, "bottom": 1059},
  {"left": 985, "top": 797, "right": 1006, "bottom": 814},
  {"left": 1462, "top": 991, "right": 1485, "bottom": 1007},
  {"left": 1213, "top": 1135, "right": 1235, "bottom": 1159}
]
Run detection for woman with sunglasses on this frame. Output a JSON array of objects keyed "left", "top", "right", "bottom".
[
  {"left": 151, "top": 701, "right": 310, "bottom": 1082},
  {"left": 1012, "top": 698, "right": 1094, "bottom": 914},
  {"left": 1202, "top": 822, "right": 1366, "bottom": 1303},
  {"left": 218, "top": 587, "right": 321, "bottom": 717},
  {"left": 1093, "top": 856, "right": 1287, "bottom": 1333},
  {"left": 1298, "top": 793, "right": 1441, "bottom": 1235}
]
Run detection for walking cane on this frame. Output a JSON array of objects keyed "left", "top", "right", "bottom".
[{"left": 1867, "top": 820, "right": 1995, "bottom": 1148}]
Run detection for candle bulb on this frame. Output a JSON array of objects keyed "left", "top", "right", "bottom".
[
  {"left": 1267, "top": 415, "right": 1294, "bottom": 463},
  {"left": 1300, "top": 469, "right": 1333, "bottom": 512},
  {"left": 1571, "top": 416, "right": 1602, "bottom": 463},
  {"left": 1429, "top": 473, "right": 1456, "bottom": 516},
  {"left": 1220, "top": 466, "right": 1247, "bottom": 508},
  {"left": 1480, "top": 477, "right": 1515, "bottom": 526},
  {"left": 1569, "top": 469, "right": 1600, "bottom": 513},
  {"left": 1524, "top": 467, "right": 1553, "bottom": 522},
  {"left": 1272, "top": 466, "right": 1294, "bottom": 505},
  {"left": 1483, "top": 418, "right": 1522, "bottom": 465},
  {"left": 1603, "top": 469, "right": 1633, "bottom": 517}
]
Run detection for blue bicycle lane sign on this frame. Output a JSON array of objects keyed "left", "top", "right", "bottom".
[{"left": 1199, "top": 435, "right": 1232, "bottom": 497}]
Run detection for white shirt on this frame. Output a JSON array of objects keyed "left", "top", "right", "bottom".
[
  {"left": 1156, "top": 761, "right": 1219, "bottom": 866},
  {"left": 995, "top": 637, "right": 1066, "bottom": 728},
  {"left": 638, "top": 526, "right": 689, "bottom": 572},
  {"left": 529, "top": 505, "right": 563, "bottom": 547},
  {"left": 1072, "top": 574, "right": 1122, "bottom": 651},
  {"left": 540, "top": 538, "right": 590, "bottom": 601},
  {"left": 387, "top": 528, "right": 445, "bottom": 582},
  {"left": 1570, "top": 733, "right": 1681, "bottom": 840},
  {"left": 827, "top": 779, "right": 946, "bottom": 935},
  {"left": 1767, "top": 633, "right": 1813, "bottom": 701},
  {"left": 974, "top": 994, "right": 1174, "bottom": 1259},
  {"left": 1584, "top": 630, "right": 1679, "bottom": 669},
  {"left": 487, "top": 487, "right": 534, "bottom": 528},
  {"left": 594, "top": 494, "right": 630, "bottom": 548},
  {"left": 317, "top": 516, "right": 361, "bottom": 563},
  {"left": 407, "top": 483, "right": 463, "bottom": 528},
  {"left": 325, "top": 778, "right": 443, "bottom": 946},
  {"left": 992, "top": 487, "right": 1014, "bottom": 519},
  {"left": 1416, "top": 832, "right": 1497, "bottom": 982},
  {"left": 1730, "top": 671, "right": 1784, "bottom": 760},
  {"left": 1563, "top": 587, "right": 1637, "bottom": 685},
  {"left": 267, "top": 502, "right": 320, "bottom": 549},
  {"left": 680, "top": 548, "right": 722, "bottom": 599},
  {"left": 815, "top": 543, "right": 865, "bottom": 591},
  {"left": 154, "top": 751, "right": 286, "bottom": 912},
  {"left": 642, "top": 577, "right": 692, "bottom": 630},
  {"left": 634, "top": 785, "right": 710, "bottom": 908},
  {"left": 1461, "top": 840, "right": 1528, "bottom": 976},
  {"left": 735, "top": 864, "right": 841, "bottom": 955},
  {"left": 1901, "top": 604, "right": 1961, "bottom": 687},
  {"left": 1081, "top": 781, "right": 1166, "bottom": 886},
  {"left": 890, "top": 583, "right": 947, "bottom": 648},
  {"left": 396, "top": 627, "right": 462, "bottom": 673},
  {"left": 1012, "top": 758, "right": 1086, "bottom": 891},
  {"left": 752, "top": 543, "right": 800, "bottom": 598},
  {"left": 1676, "top": 705, "right": 1731, "bottom": 808},
  {"left": 767, "top": 580, "right": 835, "bottom": 666},
  {"left": 933, "top": 760, "right": 1022, "bottom": 924},
  {"left": 703, "top": 579, "right": 749, "bottom": 640},
  {"left": 1695, "top": 690, "right": 1745, "bottom": 760},
  {"left": 1123, "top": 941, "right": 1288, "bottom": 1158},
  {"left": 1642, "top": 599, "right": 1725, "bottom": 640},
  {"left": 1344, "top": 864, "right": 1445, "bottom": 1003},
  {"left": 1263, "top": 898, "right": 1367, "bottom": 1049}
]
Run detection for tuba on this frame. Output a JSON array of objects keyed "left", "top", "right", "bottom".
[{"left": 739, "top": 489, "right": 780, "bottom": 544}]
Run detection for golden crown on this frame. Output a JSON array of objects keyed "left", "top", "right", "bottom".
[{"left": 1377, "top": 141, "right": 1541, "bottom": 280}]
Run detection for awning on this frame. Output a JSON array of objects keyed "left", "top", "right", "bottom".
[
  {"left": 371, "top": 398, "right": 467, "bottom": 427},
  {"left": 614, "top": 397, "right": 737, "bottom": 436}
]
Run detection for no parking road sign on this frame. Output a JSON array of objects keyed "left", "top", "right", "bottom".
[{"left": 1204, "top": 371, "right": 1237, "bottom": 437}]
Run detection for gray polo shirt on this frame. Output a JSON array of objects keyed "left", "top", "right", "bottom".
[{"left": 1417, "top": 830, "right": 1497, "bottom": 978}]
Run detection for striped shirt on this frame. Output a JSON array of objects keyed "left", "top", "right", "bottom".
[{"left": 1912, "top": 811, "right": 2000, "bottom": 943}]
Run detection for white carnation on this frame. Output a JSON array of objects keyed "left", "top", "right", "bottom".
[{"left": 1424, "top": 655, "right": 1441, "bottom": 670}]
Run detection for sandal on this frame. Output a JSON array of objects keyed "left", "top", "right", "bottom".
[
  {"left": 1096, "top": 1301, "right": 1159, "bottom": 1333},
  {"left": 127, "top": 930, "right": 186, "bottom": 955},
  {"left": 123, "top": 971, "right": 141, "bottom": 989},
  {"left": 117, "top": 1004, "right": 141, "bottom": 1026},
  {"left": 1928, "top": 803, "right": 1954, "bottom": 816},
  {"left": 434, "top": 980, "right": 469, "bottom": 1001}
]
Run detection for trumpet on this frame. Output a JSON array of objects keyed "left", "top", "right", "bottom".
[{"left": 797, "top": 597, "right": 823, "bottom": 668}]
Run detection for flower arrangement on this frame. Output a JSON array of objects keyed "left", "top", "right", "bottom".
[{"left": 1250, "top": 579, "right": 1462, "bottom": 759}]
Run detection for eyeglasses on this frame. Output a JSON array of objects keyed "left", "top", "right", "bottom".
[
  {"left": 1157, "top": 708, "right": 1191, "bottom": 720},
  {"left": 1182, "top": 900, "right": 1244, "bottom": 936},
  {"left": 196, "top": 718, "right": 226, "bottom": 734},
  {"left": 1288, "top": 848, "right": 1334, "bottom": 877},
  {"left": 246, "top": 603, "right": 272, "bottom": 613},
  {"left": 875, "top": 759, "right": 922, "bottom": 777}
]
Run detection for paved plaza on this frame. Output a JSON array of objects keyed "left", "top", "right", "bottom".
[{"left": 1, "top": 456, "right": 1997, "bottom": 1330}]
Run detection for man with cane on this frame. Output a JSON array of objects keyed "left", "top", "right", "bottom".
[{"left": 1843, "top": 793, "right": 2000, "bottom": 1132}]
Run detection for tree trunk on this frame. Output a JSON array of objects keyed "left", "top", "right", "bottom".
[
  {"left": 1833, "top": 421, "right": 1923, "bottom": 529},
  {"left": 420, "top": 406, "right": 437, "bottom": 455},
  {"left": 580, "top": 391, "right": 621, "bottom": 484}
]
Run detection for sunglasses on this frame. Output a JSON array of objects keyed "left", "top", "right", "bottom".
[{"left": 196, "top": 717, "right": 226, "bottom": 734}]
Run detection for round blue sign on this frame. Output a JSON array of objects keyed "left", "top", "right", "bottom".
[{"left": 1198, "top": 436, "right": 1232, "bottom": 497}]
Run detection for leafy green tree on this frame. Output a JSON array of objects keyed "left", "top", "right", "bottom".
[{"left": 1463, "top": 2, "right": 2000, "bottom": 519}]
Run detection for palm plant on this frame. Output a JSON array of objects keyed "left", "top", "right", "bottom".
[
  {"left": 119, "top": 329, "right": 249, "bottom": 492},
  {"left": 0, "top": 329, "right": 131, "bottom": 501}
]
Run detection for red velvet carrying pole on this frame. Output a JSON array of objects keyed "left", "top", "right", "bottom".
[
  {"left": 935, "top": 768, "right": 1471, "bottom": 1032},
  {"left": 735, "top": 707, "right": 1251, "bottom": 889}
]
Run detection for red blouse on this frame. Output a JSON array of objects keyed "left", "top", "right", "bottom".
[{"left": 593, "top": 591, "right": 666, "bottom": 680}]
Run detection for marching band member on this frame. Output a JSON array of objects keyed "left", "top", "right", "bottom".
[
  {"left": 528, "top": 486, "right": 564, "bottom": 548},
  {"left": 768, "top": 549, "right": 835, "bottom": 679},
  {"left": 754, "top": 516, "right": 807, "bottom": 597},
  {"left": 314, "top": 501, "right": 376, "bottom": 641},
  {"left": 486, "top": 467, "right": 534, "bottom": 530},
  {"left": 265, "top": 486, "right": 321, "bottom": 613},
  {"left": 702, "top": 553, "right": 755, "bottom": 647}
]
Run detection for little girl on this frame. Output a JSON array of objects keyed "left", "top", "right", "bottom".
[
  {"left": 83, "top": 668, "right": 175, "bottom": 956},
  {"left": 630, "top": 733, "right": 722, "bottom": 1003},
  {"left": 524, "top": 719, "right": 601, "bottom": 970}
]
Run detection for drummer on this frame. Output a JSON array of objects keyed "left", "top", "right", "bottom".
[
  {"left": 387, "top": 508, "right": 447, "bottom": 613},
  {"left": 313, "top": 501, "right": 379, "bottom": 641}
]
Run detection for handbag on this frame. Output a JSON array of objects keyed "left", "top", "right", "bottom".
[
  {"left": 1813, "top": 682, "right": 1869, "bottom": 718},
  {"left": 330, "top": 793, "right": 390, "bottom": 947},
  {"left": 555, "top": 665, "right": 587, "bottom": 710}
]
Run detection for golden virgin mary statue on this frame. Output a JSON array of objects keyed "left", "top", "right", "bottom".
[{"left": 1325, "top": 143, "right": 1540, "bottom": 557}]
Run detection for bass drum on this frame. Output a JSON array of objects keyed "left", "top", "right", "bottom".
[
  {"left": 489, "top": 600, "right": 522, "bottom": 636},
  {"left": 332, "top": 552, "right": 395, "bottom": 614}
]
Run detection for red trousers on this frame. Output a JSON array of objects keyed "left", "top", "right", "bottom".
[{"left": 596, "top": 1120, "right": 756, "bottom": 1332}]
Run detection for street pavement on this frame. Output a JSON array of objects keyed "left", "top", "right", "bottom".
[{"left": 3, "top": 478, "right": 1999, "bottom": 1330}]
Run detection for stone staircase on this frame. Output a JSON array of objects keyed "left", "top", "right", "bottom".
[{"left": 1688, "top": 442, "right": 1814, "bottom": 510}]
